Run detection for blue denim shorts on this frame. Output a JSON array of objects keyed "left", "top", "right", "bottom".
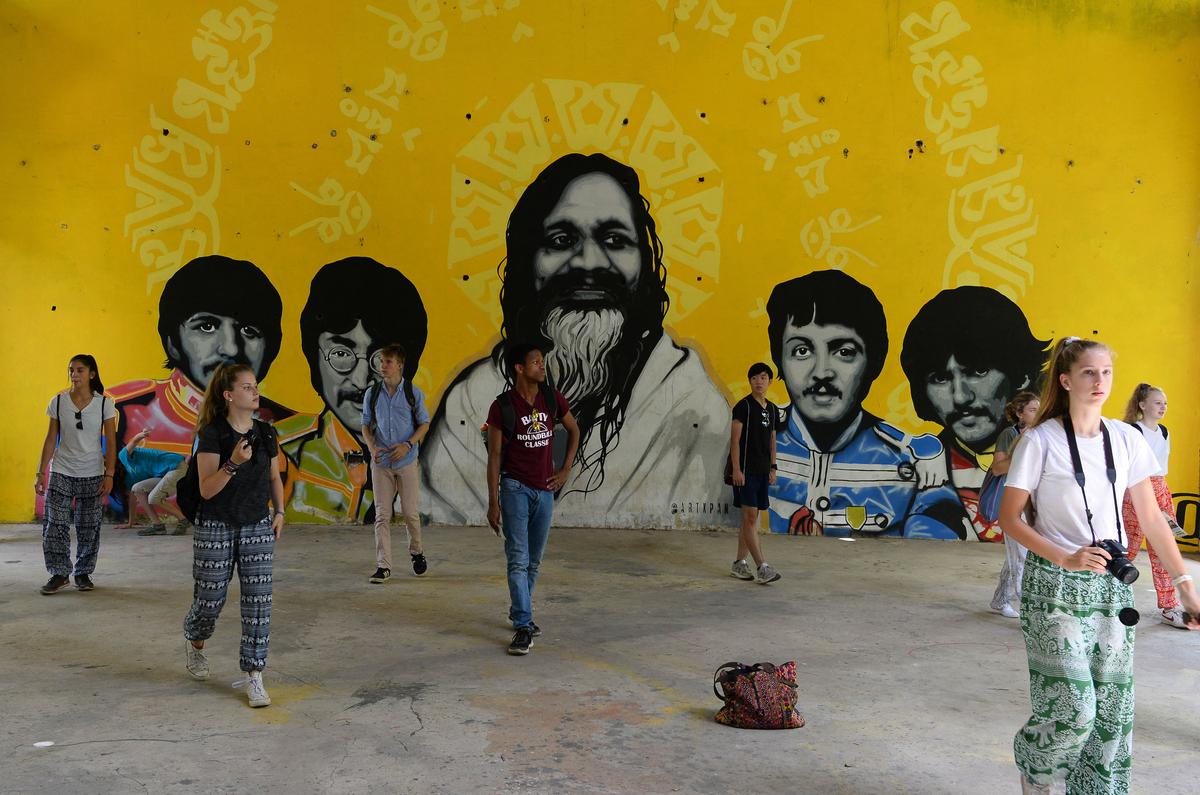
[{"left": 733, "top": 473, "right": 770, "bottom": 510}]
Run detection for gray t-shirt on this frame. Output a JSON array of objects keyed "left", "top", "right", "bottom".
[
  {"left": 994, "top": 425, "right": 1021, "bottom": 456},
  {"left": 47, "top": 391, "right": 116, "bottom": 478}
]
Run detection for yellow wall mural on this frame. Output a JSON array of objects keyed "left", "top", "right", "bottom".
[{"left": 2, "top": 1, "right": 1198, "bottom": 547}]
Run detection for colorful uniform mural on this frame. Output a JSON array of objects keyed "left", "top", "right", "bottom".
[
  {"left": 764, "top": 270, "right": 968, "bottom": 538},
  {"left": 771, "top": 408, "right": 963, "bottom": 537},
  {"left": 277, "top": 257, "right": 428, "bottom": 524},
  {"left": 422, "top": 154, "right": 729, "bottom": 528},
  {"left": 900, "top": 287, "right": 1049, "bottom": 542}
]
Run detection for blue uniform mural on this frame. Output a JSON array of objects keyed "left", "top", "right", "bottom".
[
  {"left": 770, "top": 408, "right": 965, "bottom": 538},
  {"left": 764, "top": 270, "right": 971, "bottom": 539}
]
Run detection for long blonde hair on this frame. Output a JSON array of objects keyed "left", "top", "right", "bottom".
[
  {"left": 1032, "top": 337, "right": 1113, "bottom": 427},
  {"left": 1122, "top": 382, "right": 1161, "bottom": 423},
  {"left": 196, "top": 363, "right": 254, "bottom": 432}
]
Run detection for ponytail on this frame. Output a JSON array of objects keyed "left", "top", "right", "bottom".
[
  {"left": 196, "top": 363, "right": 254, "bottom": 433},
  {"left": 69, "top": 354, "right": 105, "bottom": 395},
  {"left": 1122, "top": 382, "right": 1159, "bottom": 423},
  {"left": 1031, "top": 337, "right": 1112, "bottom": 427}
]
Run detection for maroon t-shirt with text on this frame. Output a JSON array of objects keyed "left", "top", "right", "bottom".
[{"left": 487, "top": 388, "right": 571, "bottom": 492}]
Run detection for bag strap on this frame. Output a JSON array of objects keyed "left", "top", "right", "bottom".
[{"left": 713, "top": 662, "right": 743, "bottom": 701}]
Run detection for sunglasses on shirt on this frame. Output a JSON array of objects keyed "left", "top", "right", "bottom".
[{"left": 74, "top": 410, "right": 83, "bottom": 430}]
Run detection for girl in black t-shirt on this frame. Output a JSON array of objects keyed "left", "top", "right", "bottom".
[{"left": 182, "top": 363, "right": 284, "bottom": 708}]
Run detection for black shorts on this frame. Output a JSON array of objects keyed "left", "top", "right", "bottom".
[{"left": 733, "top": 473, "right": 770, "bottom": 510}]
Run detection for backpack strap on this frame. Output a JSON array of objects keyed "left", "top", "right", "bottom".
[
  {"left": 499, "top": 390, "right": 516, "bottom": 441},
  {"left": 403, "top": 379, "right": 418, "bottom": 427},
  {"left": 539, "top": 383, "right": 559, "bottom": 424},
  {"left": 1160, "top": 424, "right": 1168, "bottom": 440}
]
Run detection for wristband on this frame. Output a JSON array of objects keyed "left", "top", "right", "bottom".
[
  {"left": 1172, "top": 574, "right": 1194, "bottom": 588},
  {"left": 222, "top": 460, "right": 240, "bottom": 475},
  {"left": 769, "top": 464, "right": 778, "bottom": 470},
  {"left": 274, "top": 511, "right": 285, "bottom": 520}
]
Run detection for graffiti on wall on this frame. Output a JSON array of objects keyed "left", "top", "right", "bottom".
[
  {"left": 110, "top": 255, "right": 294, "bottom": 456},
  {"left": 424, "top": 152, "right": 729, "bottom": 528},
  {"left": 765, "top": 271, "right": 967, "bottom": 539},
  {"left": 899, "top": 286, "right": 1049, "bottom": 541},
  {"left": 275, "top": 257, "right": 428, "bottom": 524}
]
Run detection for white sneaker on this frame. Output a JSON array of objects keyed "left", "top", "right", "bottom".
[
  {"left": 1161, "top": 608, "right": 1188, "bottom": 629},
  {"left": 755, "top": 563, "right": 781, "bottom": 584},
  {"left": 185, "top": 640, "right": 209, "bottom": 680},
  {"left": 730, "top": 559, "right": 754, "bottom": 580},
  {"left": 246, "top": 671, "right": 271, "bottom": 707},
  {"left": 1000, "top": 604, "right": 1019, "bottom": 619}
]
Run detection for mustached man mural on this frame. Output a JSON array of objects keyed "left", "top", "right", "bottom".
[
  {"left": 422, "top": 153, "right": 729, "bottom": 528},
  {"left": 900, "top": 286, "right": 1049, "bottom": 541},
  {"left": 765, "top": 270, "right": 969, "bottom": 539}
]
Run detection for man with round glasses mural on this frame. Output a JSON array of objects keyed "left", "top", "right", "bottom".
[{"left": 275, "top": 257, "right": 428, "bottom": 524}]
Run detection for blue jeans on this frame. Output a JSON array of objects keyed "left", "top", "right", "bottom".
[{"left": 499, "top": 477, "right": 554, "bottom": 629}]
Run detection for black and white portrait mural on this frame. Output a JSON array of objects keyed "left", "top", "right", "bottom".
[
  {"left": 422, "top": 153, "right": 729, "bottom": 527},
  {"left": 109, "top": 254, "right": 294, "bottom": 455},
  {"left": 899, "top": 286, "right": 1049, "bottom": 541},
  {"left": 766, "top": 270, "right": 969, "bottom": 539},
  {"left": 275, "top": 257, "right": 428, "bottom": 524}
]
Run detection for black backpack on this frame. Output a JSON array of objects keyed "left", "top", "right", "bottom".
[{"left": 1127, "top": 420, "right": 1168, "bottom": 440}]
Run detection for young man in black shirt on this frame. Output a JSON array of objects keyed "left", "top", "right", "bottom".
[{"left": 729, "top": 363, "right": 783, "bottom": 584}]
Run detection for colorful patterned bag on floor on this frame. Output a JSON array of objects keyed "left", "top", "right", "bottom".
[{"left": 713, "top": 661, "right": 805, "bottom": 729}]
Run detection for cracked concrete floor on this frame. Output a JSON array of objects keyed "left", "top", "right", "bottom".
[{"left": 2, "top": 523, "right": 1198, "bottom": 794}]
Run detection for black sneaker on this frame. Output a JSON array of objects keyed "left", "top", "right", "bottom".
[
  {"left": 137, "top": 523, "right": 168, "bottom": 536},
  {"left": 74, "top": 574, "right": 95, "bottom": 591},
  {"left": 507, "top": 627, "right": 534, "bottom": 655},
  {"left": 40, "top": 575, "right": 71, "bottom": 595},
  {"left": 411, "top": 553, "right": 427, "bottom": 576},
  {"left": 530, "top": 622, "right": 542, "bottom": 637},
  {"left": 369, "top": 568, "right": 391, "bottom": 584}
]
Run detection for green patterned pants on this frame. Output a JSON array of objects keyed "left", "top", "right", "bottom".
[{"left": 1014, "top": 553, "right": 1135, "bottom": 794}]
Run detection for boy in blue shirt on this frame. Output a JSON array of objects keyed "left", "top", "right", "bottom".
[{"left": 362, "top": 344, "right": 431, "bottom": 581}]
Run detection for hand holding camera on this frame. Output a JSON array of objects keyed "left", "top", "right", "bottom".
[{"left": 231, "top": 429, "right": 256, "bottom": 466}]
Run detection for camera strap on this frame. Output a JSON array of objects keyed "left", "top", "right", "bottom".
[{"left": 1062, "top": 414, "right": 1124, "bottom": 547}]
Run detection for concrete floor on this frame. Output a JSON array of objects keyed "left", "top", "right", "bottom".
[{"left": 1, "top": 523, "right": 1197, "bottom": 795}]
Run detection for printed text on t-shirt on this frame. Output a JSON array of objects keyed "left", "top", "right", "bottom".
[{"left": 517, "top": 411, "right": 553, "bottom": 448}]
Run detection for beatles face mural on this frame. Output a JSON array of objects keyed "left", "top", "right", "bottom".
[
  {"left": 900, "top": 287, "right": 1049, "bottom": 541},
  {"left": 276, "top": 257, "right": 428, "bottom": 525},
  {"left": 765, "top": 271, "right": 968, "bottom": 540}
]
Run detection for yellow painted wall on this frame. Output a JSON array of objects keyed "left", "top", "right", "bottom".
[{"left": 2, "top": 1, "right": 1198, "bottom": 535}]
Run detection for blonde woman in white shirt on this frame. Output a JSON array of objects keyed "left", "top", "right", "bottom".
[
  {"left": 1000, "top": 338, "right": 1199, "bottom": 795},
  {"left": 1120, "top": 383, "right": 1185, "bottom": 627}
]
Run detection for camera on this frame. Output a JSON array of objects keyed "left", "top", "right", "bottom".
[{"left": 1094, "top": 539, "right": 1139, "bottom": 584}]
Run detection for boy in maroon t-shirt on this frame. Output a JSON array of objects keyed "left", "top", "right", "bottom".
[{"left": 485, "top": 343, "right": 580, "bottom": 655}]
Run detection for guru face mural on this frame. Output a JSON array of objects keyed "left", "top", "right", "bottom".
[
  {"left": 422, "top": 153, "right": 729, "bottom": 528},
  {"left": 766, "top": 270, "right": 968, "bottom": 539}
]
